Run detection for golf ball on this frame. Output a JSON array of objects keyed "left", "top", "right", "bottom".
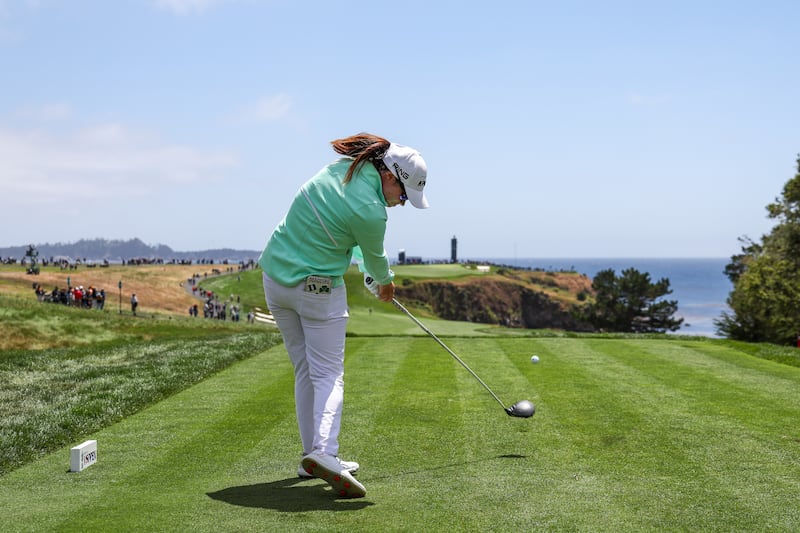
[{"left": 531, "top": 355, "right": 540, "bottom": 364}]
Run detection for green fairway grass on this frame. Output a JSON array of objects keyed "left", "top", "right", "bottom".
[
  {"left": 392, "top": 262, "right": 484, "bottom": 279},
  {"left": 2, "top": 335, "right": 799, "bottom": 531},
  {"left": 2, "top": 267, "right": 800, "bottom": 531}
]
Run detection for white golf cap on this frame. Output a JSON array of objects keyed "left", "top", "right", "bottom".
[{"left": 382, "top": 143, "right": 429, "bottom": 209}]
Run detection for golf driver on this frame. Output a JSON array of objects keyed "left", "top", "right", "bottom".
[{"left": 391, "top": 298, "right": 535, "bottom": 418}]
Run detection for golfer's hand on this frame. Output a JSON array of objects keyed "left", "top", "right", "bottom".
[{"left": 378, "top": 281, "right": 395, "bottom": 302}]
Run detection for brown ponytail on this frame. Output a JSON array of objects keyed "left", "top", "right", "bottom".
[{"left": 330, "top": 133, "right": 391, "bottom": 184}]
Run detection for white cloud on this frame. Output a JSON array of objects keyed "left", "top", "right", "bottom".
[{"left": 0, "top": 123, "right": 238, "bottom": 207}]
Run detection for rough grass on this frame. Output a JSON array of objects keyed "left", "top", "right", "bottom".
[
  {"left": 0, "top": 330, "right": 280, "bottom": 476},
  {"left": 0, "top": 293, "right": 272, "bottom": 351}
]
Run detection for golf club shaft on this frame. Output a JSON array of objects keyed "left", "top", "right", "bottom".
[{"left": 391, "top": 298, "right": 507, "bottom": 409}]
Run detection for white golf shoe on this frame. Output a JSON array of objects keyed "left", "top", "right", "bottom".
[
  {"left": 300, "top": 452, "right": 366, "bottom": 498},
  {"left": 298, "top": 457, "right": 359, "bottom": 479}
]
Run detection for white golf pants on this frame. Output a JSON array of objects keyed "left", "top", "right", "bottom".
[{"left": 262, "top": 273, "right": 349, "bottom": 457}]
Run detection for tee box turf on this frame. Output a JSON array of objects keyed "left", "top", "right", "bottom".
[{"left": 70, "top": 440, "right": 97, "bottom": 472}]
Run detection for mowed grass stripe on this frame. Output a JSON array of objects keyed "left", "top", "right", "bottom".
[
  {"left": 469, "top": 338, "right": 606, "bottom": 531},
  {"left": 2, "top": 336, "right": 800, "bottom": 532},
  {"left": 642, "top": 341, "right": 799, "bottom": 530},
  {"left": 441, "top": 338, "right": 544, "bottom": 531},
  {"left": 595, "top": 339, "right": 799, "bottom": 445},
  {"left": 494, "top": 339, "right": 700, "bottom": 529},
  {"left": 349, "top": 336, "right": 719, "bottom": 531},
  {"left": 340, "top": 336, "right": 413, "bottom": 459},
  {"left": 351, "top": 336, "right": 464, "bottom": 470},
  {"left": 346, "top": 336, "right": 547, "bottom": 531},
  {"left": 628, "top": 340, "right": 800, "bottom": 529},
  {"left": 502, "top": 338, "right": 687, "bottom": 531},
  {"left": 642, "top": 340, "right": 800, "bottom": 417},
  {"left": 0, "top": 345, "right": 298, "bottom": 532},
  {"left": 534, "top": 338, "right": 800, "bottom": 531}
]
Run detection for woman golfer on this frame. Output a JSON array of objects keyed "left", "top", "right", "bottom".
[{"left": 259, "top": 133, "right": 429, "bottom": 498}]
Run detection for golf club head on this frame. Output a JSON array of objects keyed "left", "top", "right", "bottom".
[{"left": 505, "top": 400, "right": 535, "bottom": 418}]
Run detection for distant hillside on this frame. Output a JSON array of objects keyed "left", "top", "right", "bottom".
[{"left": 0, "top": 238, "right": 260, "bottom": 263}]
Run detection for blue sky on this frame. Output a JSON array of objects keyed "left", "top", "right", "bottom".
[{"left": 1, "top": 0, "right": 798, "bottom": 259}]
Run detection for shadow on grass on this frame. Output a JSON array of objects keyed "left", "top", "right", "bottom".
[
  {"left": 208, "top": 455, "right": 527, "bottom": 511},
  {"left": 207, "top": 477, "right": 374, "bottom": 511}
]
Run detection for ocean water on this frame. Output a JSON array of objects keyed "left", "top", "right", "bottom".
[{"left": 472, "top": 257, "right": 733, "bottom": 337}]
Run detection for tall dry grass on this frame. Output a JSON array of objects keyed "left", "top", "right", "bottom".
[{"left": 0, "top": 264, "right": 213, "bottom": 315}]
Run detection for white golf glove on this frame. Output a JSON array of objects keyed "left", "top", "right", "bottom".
[{"left": 363, "top": 273, "right": 380, "bottom": 297}]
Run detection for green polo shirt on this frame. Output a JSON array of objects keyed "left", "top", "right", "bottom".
[{"left": 259, "top": 158, "right": 395, "bottom": 287}]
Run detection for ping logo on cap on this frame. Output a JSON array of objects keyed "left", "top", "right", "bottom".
[
  {"left": 392, "top": 162, "right": 410, "bottom": 181},
  {"left": 392, "top": 163, "right": 426, "bottom": 188}
]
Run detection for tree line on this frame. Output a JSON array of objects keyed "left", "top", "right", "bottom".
[
  {"left": 716, "top": 155, "right": 800, "bottom": 345},
  {"left": 575, "top": 154, "right": 800, "bottom": 345}
]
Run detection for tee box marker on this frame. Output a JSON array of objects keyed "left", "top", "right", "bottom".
[{"left": 70, "top": 440, "right": 97, "bottom": 472}]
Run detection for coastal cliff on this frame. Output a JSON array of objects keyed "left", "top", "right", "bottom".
[{"left": 394, "top": 267, "right": 594, "bottom": 331}]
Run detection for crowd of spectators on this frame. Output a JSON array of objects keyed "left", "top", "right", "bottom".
[
  {"left": 198, "top": 298, "right": 241, "bottom": 321},
  {"left": 34, "top": 283, "right": 107, "bottom": 309},
  {"left": 185, "top": 270, "right": 245, "bottom": 322},
  {"left": 25, "top": 259, "right": 259, "bottom": 321}
]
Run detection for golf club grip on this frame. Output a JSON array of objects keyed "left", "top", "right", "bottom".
[{"left": 391, "top": 298, "right": 507, "bottom": 408}]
